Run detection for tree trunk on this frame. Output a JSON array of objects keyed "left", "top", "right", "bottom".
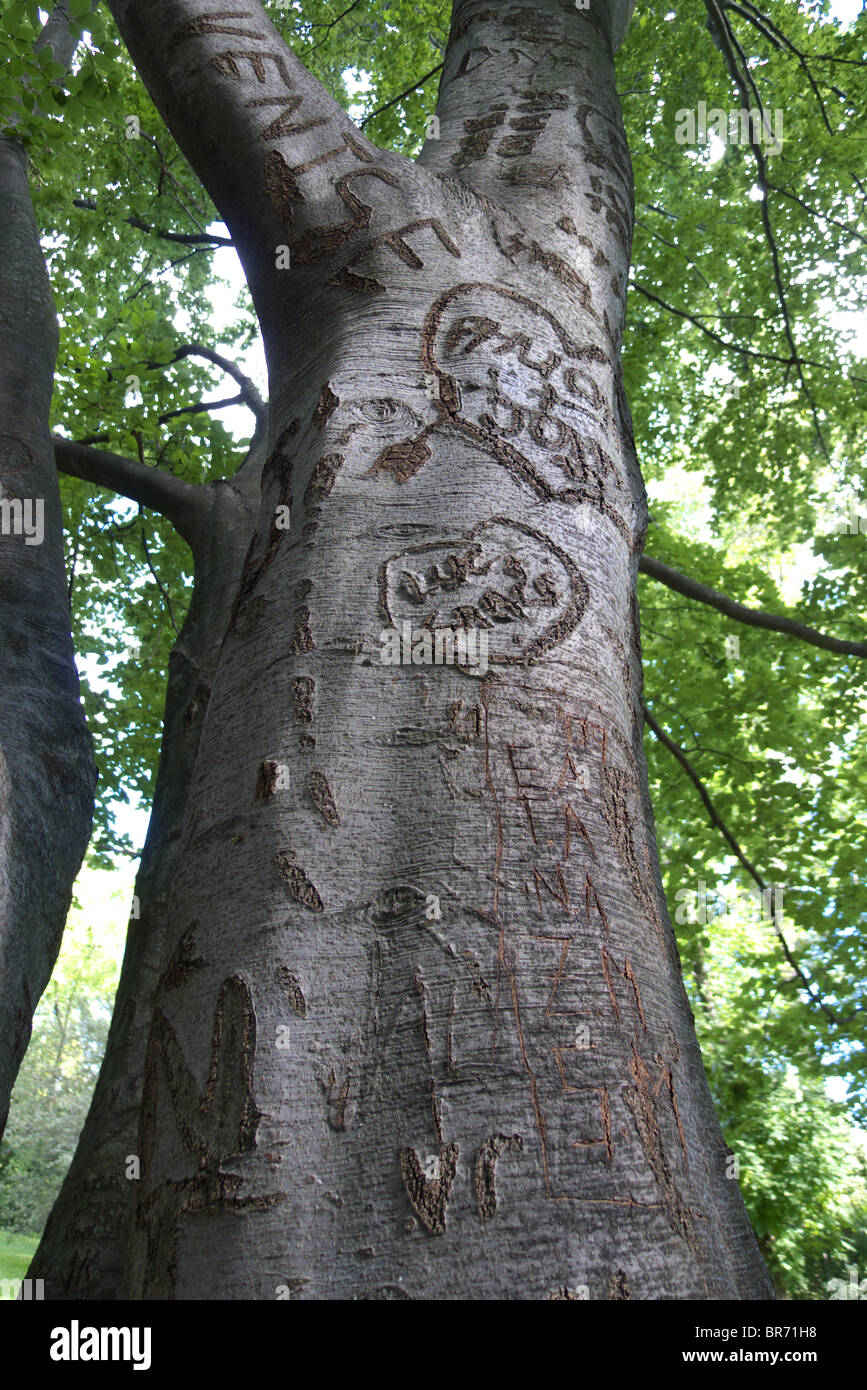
[
  {"left": 30, "top": 452, "right": 266, "bottom": 1297},
  {"left": 0, "top": 129, "right": 96, "bottom": 1140},
  {"left": 43, "top": 0, "right": 772, "bottom": 1299}
]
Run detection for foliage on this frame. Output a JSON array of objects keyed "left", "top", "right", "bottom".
[
  {"left": 0, "top": 866, "right": 127, "bottom": 1234},
  {"left": 684, "top": 897, "right": 867, "bottom": 1296},
  {"left": 618, "top": 0, "right": 867, "bottom": 1125}
]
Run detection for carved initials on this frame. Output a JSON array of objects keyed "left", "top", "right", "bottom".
[{"left": 136, "top": 975, "right": 284, "bottom": 1297}]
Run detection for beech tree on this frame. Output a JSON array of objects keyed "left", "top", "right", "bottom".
[{"left": 2, "top": 0, "right": 864, "bottom": 1299}]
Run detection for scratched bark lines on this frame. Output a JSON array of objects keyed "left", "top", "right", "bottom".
[{"left": 475, "top": 676, "right": 702, "bottom": 1247}]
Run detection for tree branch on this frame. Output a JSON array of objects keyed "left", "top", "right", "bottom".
[
  {"left": 642, "top": 702, "right": 846, "bottom": 1026},
  {"left": 53, "top": 435, "right": 206, "bottom": 547},
  {"left": 158, "top": 393, "right": 244, "bottom": 423},
  {"left": 139, "top": 518, "right": 180, "bottom": 635},
  {"left": 704, "top": 0, "right": 832, "bottom": 460},
  {"left": 639, "top": 554, "right": 867, "bottom": 658},
  {"left": 763, "top": 183, "right": 867, "bottom": 246},
  {"left": 72, "top": 197, "right": 234, "bottom": 247},
  {"left": 728, "top": 0, "right": 856, "bottom": 134},
  {"left": 360, "top": 63, "right": 444, "bottom": 128},
  {"left": 307, "top": 0, "right": 365, "bottom": 55},
  {"left": 631, "top": 280, "right": 867, "bottom": 383}
]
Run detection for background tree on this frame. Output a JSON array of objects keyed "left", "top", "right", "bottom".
[{"left": 0, "top": 0, "right": 97, "bottom": 1141}]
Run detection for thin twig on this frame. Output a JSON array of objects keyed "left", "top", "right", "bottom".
[
  {"left": 139, "top": 518, "right": 179, "bottom": 635},
  {"left": 643, "top": 702, "right": 846, "bottom": 1025},
  {"left": 360, "top": 63, "right": 444, "bottom": 127}
]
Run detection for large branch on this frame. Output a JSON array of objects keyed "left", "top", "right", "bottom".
[
  {"left": 417, "top": 1, "right": 634, "bottom": 228},
  {"left": 639, "top": 554, "right": 867, "bottom": 658},
  {"left": 642, "top": 703, "right": 847, "bottom": 1026},
  {"left": 53, "top": 435, "right": 207, "bottom": 547},
  {"left": 103, "top": 0, "right": 395, "bottom": 331}
]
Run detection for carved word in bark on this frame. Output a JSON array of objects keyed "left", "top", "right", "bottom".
[{"left": 380, "top": 516, "right": 590, "bottom": 670}]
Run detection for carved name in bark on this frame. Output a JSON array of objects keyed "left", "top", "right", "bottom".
[
  {"left": 475, "top": 682, "right": 702, "bottom": 1253},
  {"left": 355, "top": 283, "right": 635, "bottom": 548},
  {"left": 380, "top": 516, "right": 590, "bottom": 670},
  {"left": 175, "top": 12, "right": 462, "bottom": 297}
]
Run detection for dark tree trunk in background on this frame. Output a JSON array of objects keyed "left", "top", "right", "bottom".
[
  {"left": 0, "top": 106, "right": 96, "bottom": 1139},
  {"left": 34, "top": 0, "right": 773, "bottom": 1299}
]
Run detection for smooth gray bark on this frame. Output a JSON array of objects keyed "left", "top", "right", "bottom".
[
  {"left": 30, "top": 447, "right": 265, "bottom": 1297},
  {"left": 39, "top": 0, "right": 772, "bottom": 1299}
]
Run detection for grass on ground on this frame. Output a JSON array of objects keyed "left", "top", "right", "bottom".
[{"left": 0, "top": 1228, "right": 39, "bottom": 1297}]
